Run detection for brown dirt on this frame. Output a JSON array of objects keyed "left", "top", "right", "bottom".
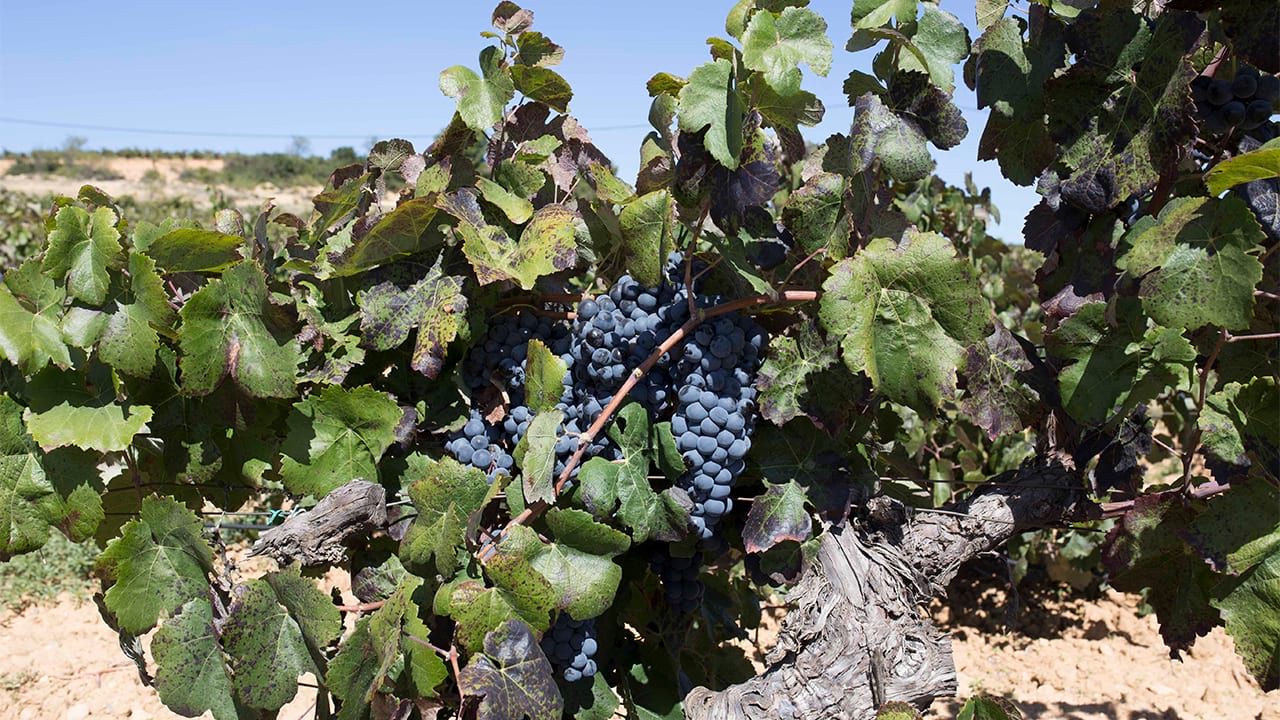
[
  {"left": 1, "top": 582, "right": 1273, "bottom": 720},
  {"left": 0, "top": 156, "right": 320, "bottom": 217}
]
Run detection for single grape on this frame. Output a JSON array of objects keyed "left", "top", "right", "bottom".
[
  {"left": 1243, "top": 99, "right": 1273, "bottom": 127},
  {"left": 1233, "top": 73, "right": 1259, "bottom": 99},
  {"left": 1255, "top": 75, "right": 1280, "bottom": 103},
  {"left": 1208, "top": 78, "right": 1234, "bottom": 105},
  {"left": 1223, "top": 100, "right": 1247, "bottom": 125}
]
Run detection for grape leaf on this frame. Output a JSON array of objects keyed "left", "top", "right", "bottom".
[
  {"left": 98, "top": 252, "right": 175, "bottom": 377},
  {"left": 852, "top": 0, "right": 918, "bottom": 30},
  {"left": 751, "top": 74, "right": 826, "bottom": 130},
  {"left": 740, "top": 7, "right": 833, "bottom": 97},
  {"left": 440, "top": 46, "right": 515, "bottom": 132},
  {"left": 710, "top": 130, "right": 781, "bottom": 235},
  {"left": 886, "top": 71, "right": 967, "bottom": 151},
  {"left": 756, "top": 319, "right": 837, "bottom": 425},
  {"left": 357, "top": 258, "right": 468, "bottom": 378},
  {"left": 1197, "top": 377, "right": 1278, "bottom": 470},
  {"left": 500, "top": 510, "right": 628, "bottom": 620},
  {"left": 847, "top": 92, "right": 934, "bottom": 182},
  {"left": 145, "top": 228, "right": 246, "bottom": 273},
  {"left": 0, "top": 396, "right": 103, "bottom": 557},
  {"left": 515, "top": 31, "right": 564, "bottom": 67},
  {"left": 969, "top": 17, "right": 1064, "bottom": 186},
  {"left": 678, "top": 59, "right": 743, "bottom": 169},
  {"left": 975, "top": 0, "right": 1007, "bottom": 29},
  {"left": 1191, "top": 479, "right": 1280, "bottom": 576},
  {"left": 619, "top": 190, "right": 675, "bottom": 287},
  {"left": 42, "top": 205, "right": 121, "bottom": 306},
  {"left": 1101, "top": 494, "right": 1219, "bottom": 653},
  {"left": 877, "top": 701, "right": 924, "bottom": 720},
  {"left": 326, "top": 618, "right": 379, "bottom": 720},
  {"left": 458, "top": 620, "right": 563, "bottom": 720},
  {"left": 819, "top": 231, "right": 990, "bottom": 412},
  {"left": 896, "top": 4, "right": 968, "bottom": 91},
  {"left": 477, "top": 176, "right": 535, "bottom": 224},
  {"left": 742, "top": 480, "right": 811, "bottom": 555},
  {"left": 279, "top": 385, "right": 404, "bottom": 497},
  {"left": 95, "top": 495, "right": 213, "bottom": 635},
  {"left": 492, "top": 1, "right": 534, "bottom": 34},
  {"left": 399, "top": 455, "right": 490, "bottom": 577},
  {"left": 451, "top": 552, "right": 555, "bottom": 652},
  {"left": 1205, "top": 139, "right": 1280, "bottom": 196},
  {"left": 1118, "top": 196, "right": 1264, "bottom": 331},
  {"left": 151, "top": 599, "right": 240, "bottom": 720},
  {"left": 959, "top": 324, "right": 1042, "bottom": 440},
  {"left": 222, "top": 571, "right": 339, "bottom": 711},
  {"left": 177, "top": 261, "right": 300, "bottom": 398},
  {"left": 515, "top": 409, "right": 562, "bottom": 505},
  {"left": 510, "top": 66, "right": 574, "bottom": 113},
  {"left": 750, "top": 418, "right": 870, "bottom": 525},
  {"left": 780, "top": 172, "right": 851, "bottom": 260},
  {"left": 0, "top": 260, "right": 72, "bottom": 373},
  {"left": 439, "top": 190, "right": 577, "bottom": 290},
  {"left": 23, "top": 365, "right": 152, "bottom": 453},
  {"left": 328, "top": 196, "right": 446, "bottom": 276},
  {"left": 1052, "top": 10, "right": 1200, "bottom": 212},
  {"left": 579, "top": 402, "right": 691, "bottom": 543},
  {"left": 524, "top": 339, "right": 568, "bottom": 414},
  {"left": 1213, "top": 546, "right": 1280, "bottom": 690},
  {"left": 957, "top": 695, "right": 1021, "bottom": 720}
]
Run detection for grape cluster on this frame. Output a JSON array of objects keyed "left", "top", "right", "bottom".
[
  {"left": 672, "top": 315, "right": 765, "bottom": 541},
  {"left": 540, "top": 614, "right": 598, "bottom": 683},
  {"left": 1192, "top": 66, "right": 1278, "bottom": 135},
  {"left": 648, "top": 545, "right": 704, "bottom": 614}
]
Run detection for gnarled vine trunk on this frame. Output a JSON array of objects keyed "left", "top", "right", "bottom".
[{"left": 685, "top": 465, "right": 1094, "bottom": 720}]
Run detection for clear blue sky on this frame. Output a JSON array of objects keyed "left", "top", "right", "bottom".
[{"left": 0, "top": 0, "right": 1038, "bottom": 237}]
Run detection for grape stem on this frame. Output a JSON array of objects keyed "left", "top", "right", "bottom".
[{"left": 476, "top": 288, "right": 819, "bottom": 561}]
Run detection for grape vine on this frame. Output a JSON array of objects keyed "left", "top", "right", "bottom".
[{"left": 0, "top": 1, "right": 1276, "bottom": 719}]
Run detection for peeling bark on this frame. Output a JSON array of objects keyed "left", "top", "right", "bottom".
[
  {"left": 685, "top": 464, "right": 1092, "bottom": 720},
  {"left": 249, "top": 479, "right": 387, "bottom": 566}
]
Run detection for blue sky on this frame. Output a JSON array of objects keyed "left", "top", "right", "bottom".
[{"left": 0, "top": 0, "right": 1038, "bottom": 236}]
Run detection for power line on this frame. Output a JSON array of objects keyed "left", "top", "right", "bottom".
[{"left": 0, "top": 116, "right": 651, "bottom": 140}]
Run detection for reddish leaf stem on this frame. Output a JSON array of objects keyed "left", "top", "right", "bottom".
[
  {"left": 1101, "top": 479, "right": 1231, "bottom": 518},
  {"left": 334, "top": 600, "right": 385, "bottom": 613},
  {"left": 1226, "top": 331, "right": 1280, "bottom": 343},
  {"left": 477, "top": 289, "right": 819, "bottom": 561}
]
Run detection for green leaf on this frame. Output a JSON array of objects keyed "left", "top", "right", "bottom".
[
  {"left": 876, "top": 701, "right": 924, "bottom": 719},
  {"left": 0, "top": 260, "right": 72, "bottom": 373},
  {"left": 578, "top": 403, "right": 691, "bottom": 543},
  {"left": 326, "top": 619, "right": 379, "bottom": 720},
  {"left": 678, "top": 59, "right": 743, "bottom": 169},
  {"left": 357, "top": 258, "right": 468, "bottom": 379},
  {"left": 957, "top": 695, "right": 1021, "bottom": 720},
  {"left": 95, "top": 495, "right": 213, "bottom": 635},
  {"left": 23, "top": 366, "right": 152, "bottom": 453},
  {"left": 278, "top": 385, "right": 403, "bottom": 497},
  {"left": 458, "top": 620, "right": 563, "bottom": 720},
  {"left": 42, "top": 206, "right": 121, "bottom": 305},
  {"left": 970, "top": 17, "right": 1065, "bottom": 185},
  {"left": 328, "top": 196, "right": 445, "bottom": 276},
  {"left": 619, "top": 190, "right": 675, "bottom": 287},
  {"left": 1191, "top": 479, "right": 1280, "bottom": 576},
  {"left": 750, "top": 419, "right": 870, "bottom": 523},
  {"left": 511, "top": 66, "right": 573, "bottom": 113},
  {"left": 145, "top": 228, "right": 245, "bottom": 272},
  {"left": 222, "top": 573, "right": 335, "bottom": 711},
  {"left": 177, "top": 261, "right": 300, "bottom": 398},
  {"left": 756, "top": 319, "right": 837, "bottom": 425},
  {"left": 847, "top": 93, "right": 934, "bottom": 182},
  {"left": 98, "top": 252, "right": 175, "bottom": 377},
  {"left": 897, "top": 4, "right": 968, "bottom": 91},
  {"left": 524, "top": 339, "right": 569, "bottom": 415},
  {"left": 399, "top": 456, "right": 490, "bottom": 577},
  {"left": 587, "top": 162, "right": 636, "bottom": 205},
  {"left": 0, "top": 396, "right": 104, "bottom": 556},
  {"left": 741, "top": 7, "right": 833, "bottom": 97},
  {"left": 515, "top": 31, "right": 564, "bottom": 67},
  {"left": 852, "top": 0, "right": 917, "bottom": 30},
  {"left": 440, "top": 190, "right": 577, "bottom": 290},
  {"left": 516, "top": 409, "right": 562, "bottom": 505},
  {"left": 819, "top": 231, "right": 990, "bottom": 411},
  {"left": 1198, "top": 378, "right": 1279, "bottom": 469},
  {"left": 151, "top": 599, "right": 239, "bottom": 720},
  {"left": 440, "top": 46, "right": 516, "bottom": 132},
  {"left": 1213, "top": 546, "right": 1280, "bottom": 690},
  {"left": 1119, "top": 196, "right": 1265, "bottom": 331},
  {"left": 477, "top": 176, "right": 535, "bottom": 224},
  {"left": 1206, "top": 138, "right": 1280, "bottom": 196}
]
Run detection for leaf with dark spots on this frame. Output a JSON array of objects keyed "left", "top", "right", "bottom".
[
  {"left": 368, "top": 138, "right": 416, "bottom": 176},
  {"left": 399, "top": 455, "right": 491, "bottom": 577},
  {"left": 516, "top": 31, "right": 564, "bottom": 67},
  {"left": 440, "top": 47, "right": 515, "bottom": 133},
  {"left": 145, "top": 228, "right": 244, "bottom": 273},
  {"left": 742, "top": 480, "right": 811, "bottom": 555},
  {"left": 511, "top": 66, "right": 573, "bottom": 113},
  {"left": 1102, "top": 494, "right": 1220, "bottom": 654},
  {"left": 710, "top": 130, "right": 781, "bottom": 234},
  {"left": 1233, "top": 176, "right": 1279, "bottom": 244},
  {"left": 847, "top": 92, "right": 934, "bottom": 183},
  {"left": 1197, "top": 377, "right": 1278, "bottom": 471},
  {"left": 886, "top": 71, "right": 968, "bottom": 150},
  {"left": 357, "top": 258, "right": 468, "bottom": 378},
  {"left": 1189, "top": 478, "right": 1279, "bottom": 576},
  {"left": 749, "top": 419, "right": 871, "bottom": 526},
  {"left": 756, "top": 319, "right": 837, "bottom": 425},
  {"left": 177, "top": 261, "right": 300, "bottom": 398},
  {"left": 451, "top": 551, "right": 555, "bottom": 653},
  {"left": 959, "top": 324, "right": 1043, "bottom": 440},
  {"left": 498, "top": 521, "right": 624, "bottom": 620},
  {"left": 328, "top": 196, "right": 445, "bottom": 277},
  {"left": 151, "top": 598, "right": 239, "bottom": 720},
  {"left": 458, "top": 620, "right": 563, "bottom": 720},
  {"left": 1088, "top": 406, "right": 1152, "bottom": 495},
  {"left": 439, "top": 190, "right": 577, "bottom": 290},
  {"left": 780, "top": 172, "right": 851, "bottom": 260},
  {"left": 492, "top": 2, "right": 534, "bottom": 34}
]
